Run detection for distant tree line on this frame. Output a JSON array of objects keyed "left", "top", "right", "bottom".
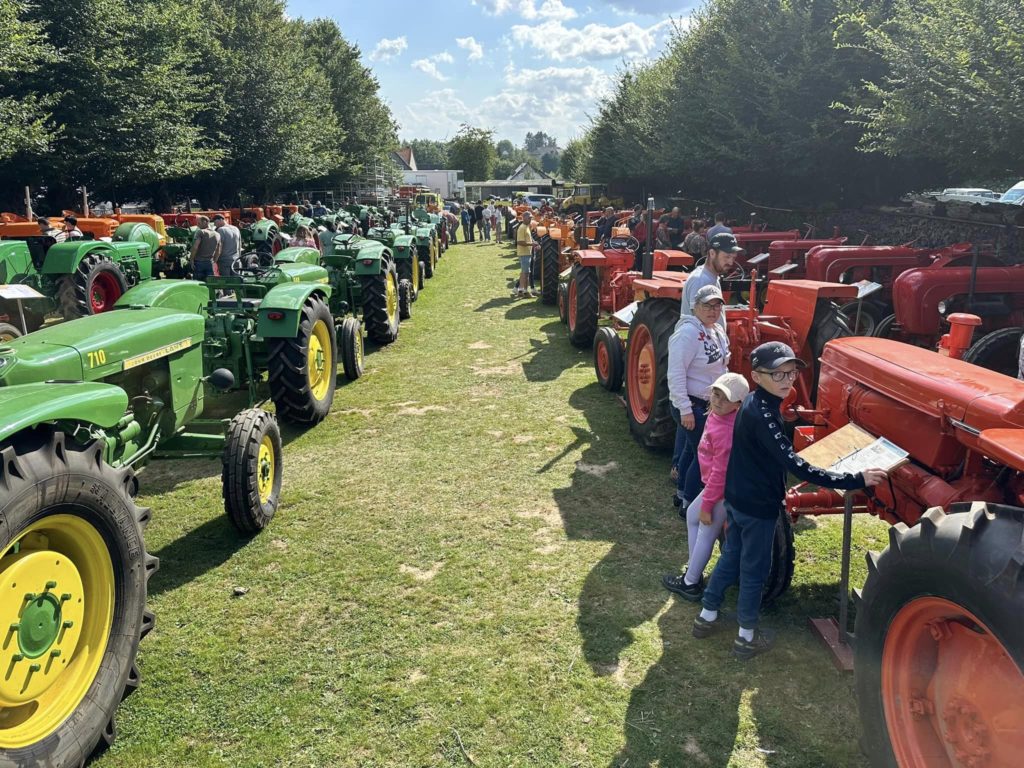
[
  {"left": 0, "top": 0, "right": 398, "bottom": 211},
  {"left": 406, "top": 129, "right": 561, "bottom": 182},
  {"left": 571, "top": 0, "right": 1024, "bottom": 208}
]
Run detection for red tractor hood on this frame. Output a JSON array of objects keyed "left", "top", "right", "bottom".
[{"left": 822, "top": 337, "right": 1024, "bottom": 429}]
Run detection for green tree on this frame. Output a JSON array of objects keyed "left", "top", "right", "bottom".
[
  {"left": 407, "top": 138, "right": 449, "bottom": 169},
  {"left": 836, "top": 0, "right": 1024, "bottom": 180},
  {"left": 559, "top": 135, "right": 592, "bottom": 181},
  {"left": 0, "top": 0, "right": 53, "bottom": 163},
  {"left": 540, "top": 151, "right": 560, "bottom": 174},
  {"left": 524, "top": 131, "right": 557, "bottom": 152},
  {"left": 495, "top": 138, "right": 516, "bottom": 158},
  {"left": 448, "top": 124, "right": 496, "bottom": 181}
]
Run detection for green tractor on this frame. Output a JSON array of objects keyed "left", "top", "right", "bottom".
[
  {"left": 0, "top": 255, "right": 340, "bottom": 763},
  {"left": 328, "top": 233, "right": 402, "bottom": 344},
  {"left": 0, "top": 222, "right": 167, "bottom": 334},
  {"left": 406, "top": 211, "right": 439, "bottom": 280},
  {"left": 364, "top": 223, "right": 421, "bottom": 320}
]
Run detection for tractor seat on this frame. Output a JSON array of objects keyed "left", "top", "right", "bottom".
[{"left": 215, "top": 296, "right": 263, "bottom": 310}]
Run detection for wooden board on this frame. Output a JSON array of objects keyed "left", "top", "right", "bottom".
[{"left": 796, "top": 423, "right": 877, "bottom": 469}]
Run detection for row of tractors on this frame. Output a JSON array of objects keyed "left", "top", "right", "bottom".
[
  {"left": 513, "top": 203, "right": 1024, "bottom": 767},
  {"left": 0, "top": 200, "right": 451, "bottom": 765}
]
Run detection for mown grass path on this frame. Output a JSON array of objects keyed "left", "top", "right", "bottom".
[{"left": 100, "top": 238, "right": 887, "bottom": 767}]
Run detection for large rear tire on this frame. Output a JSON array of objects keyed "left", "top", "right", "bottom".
[
  {"left": 593, "top": 327, "right": 624, "bottom": 392},
  {"left": 962, "top": 326, "right": 1024, "bottom": 378},
  {"left": 810, "top": 300, "right": 853, "bottom": 396},
  {"left": 540, "top": 236, "right": 560, "bottom": 305},
  {"left": 267, "top": 296, "right": 336, "bottom": 425},
  {"left": 0, "top": 431, "right": 155, "bottom": 766},
  {"left": 854, "top": 503, "right": 1024, "bottom": 768},
  {"left": 624, "top": 298, "right": 678, "bottom": 451},
  {"left": 567, "top": 264, "right": 599, "bottom": 348},
  {"left": 360, "top": 264, "right": 401, "bottom": 345},
  {"left": 340, "top": 316, "right": 365, "bottom": 381},
  {"left": 56, "top": 253, "right": 129, "bottom": 320},
  {"left": 222, "top": 409, "right": 283, "bottom": 534}
]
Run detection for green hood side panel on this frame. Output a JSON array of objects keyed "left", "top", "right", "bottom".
[
  {"left": 116, "top": 280, "right": 209, "bottom": 314},
  {"left": 0, "top": 307, "right": 205, "bottom": 384},
  {"left": 275, "top": 247, "right": 321, "bottom": 266},
  {"left": 274, "top": 262, "right": 330, "bottom": 284},
  {"left": 0, "top": 382, "right": 129, "bottom": 443},
  {"left": 0, "top": 242, "right": 34, "bottom": 283}
]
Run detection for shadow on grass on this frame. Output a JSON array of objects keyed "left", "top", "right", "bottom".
[
  {"left": 148, "top": 516, "right": 250, "bottom": 597},
  {"left": 520, "top": 320, "right": 587, "bottom": 382},
  {"left": 475, "top": 296, "right": 518, "bottom": 312}
]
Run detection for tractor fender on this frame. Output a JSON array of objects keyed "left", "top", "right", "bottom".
[
  {"left": 762, "top": 280, "right": 859, "bottom": 349},
  {"left": 257, "top": 283, "right": 332, "bottom": 338},
  {"left": 41, "top": 240, "right": 118, "bottom": 275},
  {"left": 274, "top": 246, "right": 321, "bottom": 266},
  {"left": 576, "top": 249, "right": 607, "bottom": 267},
  {"left": 116, "top": 279, "right": 209, "bottom": 314},
  {"left": 250, "top": 218, "right": 280, "bottom": 242},
  {"left": 353, "top": 244, "right": 389, "bottom": 277},
  {"left": 0, "top": 381, "right": 128, "bottom": 444}
]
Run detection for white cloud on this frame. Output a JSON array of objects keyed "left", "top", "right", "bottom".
[
  {"left": 456, "top": 36, "right": 485, "bottom": 61},
  {"left": 412, "top": 51, "right": 454, "bottom": 81},
  {"left": 369, "top": 36, "right": 407, "bottom": 62},
  {"left": 510, "top": 18, "right": 672, "bottom": 61},
  {"left": 473, "top": 0, "right": 577, "bottom": 20}
]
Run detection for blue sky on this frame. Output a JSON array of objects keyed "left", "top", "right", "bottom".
[{"left": 285, "top": 0, "right": 697, "bottom": 146}]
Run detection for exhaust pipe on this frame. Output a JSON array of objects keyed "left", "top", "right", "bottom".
[{"left": 643, "top": 196, "right": 654, "bottom": 279}]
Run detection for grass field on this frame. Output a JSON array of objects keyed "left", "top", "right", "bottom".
[{"left": 98, "top": 236, "right": 892, "bottom": 767}]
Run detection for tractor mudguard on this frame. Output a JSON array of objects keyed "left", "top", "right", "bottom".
[
  {"left": 116, "top": 279, "right": 209, "bottom": 314},
  {"left": 257, "top": 283, "right": 332, "bottom": 338},
  {"left": 251, "top": 218, "right": 280, "bottom": 242},
  {"left": 41, "top": 240, "right": 117, "bottom": 275},
  {"left": 275, "top": 246, "right": 321, "bottom": 266},
  {"left": 0, "top": 241, "right": 35, "bottom": 282},
  {"left": 0, "top": 381, "right": 128, "bottom": 443},
  {"left": 762, "top": 280, "right": 859, "bottom": 348},
  {"left": 577, "top": 249, "right": 607, "bottom": 267},
  {"left": 353, "top": 245, "right": 388, "bottom": 277}
]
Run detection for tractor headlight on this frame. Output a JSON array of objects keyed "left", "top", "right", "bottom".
[{"left": 938, "top": 300, "right": 948, "bottom": 315}]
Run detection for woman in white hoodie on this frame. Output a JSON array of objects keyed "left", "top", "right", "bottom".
[{"left": 667, "top": 283, "right": 730, "bottom": 508}]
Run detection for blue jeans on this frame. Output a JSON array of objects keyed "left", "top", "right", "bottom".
[
  {"left": 701, "top": 502, "right": 779, "bottom": 629},
  {"left": 483, "top": 220, "right": 491, "bottom": 240},
  {"left": 677, "top": 396, "right": 708, "bottom": 502},
  {"left": 193, "top": 260, "right": 218, "bottom": 281},
  {"left": 670, "top": 405, "right": 687, "bottom": 474}
]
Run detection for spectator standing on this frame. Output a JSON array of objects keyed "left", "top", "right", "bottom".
[
  {"left": 693, "top": 342, "right": 886, "bottom": 659},
  {"left": 492, "top": 205, "right": 503, "bottom": 245},
  {"left": 667, "top": 284, "right": 730, "bottom": 511},
  {"left": 662, "top": 372, "right": 748, "bottom": 600},
  {"left": 213, "top": 214, "right": 241, "bottom": 277},
  {"left": 515, "top": 211, "right": 537, "bottom": 298},
  {"left": 655, "top": 215, "right": 673, "bottom": 249},
  {"left": 706, "top": 211, "right": 732, "bottom": 240},
  {"left": 461, "top": 205, "right": 473, "bottom": 243},
  {"left": 474, "top": 201, "right": 485, "bottom": 241},
  {"left": 318, "top": 220, "right": 337, "bottom": 256},
  {"left": 189, "top": 215, "right": 221, "bottom": 281},
  {"left": 679, "top": 232, "right": 741, "bottom": 332},
  {"left": 481, "top": 201, "right": 496, "bottom": 242},
  {"left": 665, "top": 207, "right": 686, "bottom": 246},
  {"left": 682, "top": 220, "right": 709, "bottom": 260}
]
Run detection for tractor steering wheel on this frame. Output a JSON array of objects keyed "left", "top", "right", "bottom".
[
  {"left": 608, "top": 235, "right": 640, "bottom": 252},
  {"left": 723, "top": 262, "right": 747, "bottom": 281}
]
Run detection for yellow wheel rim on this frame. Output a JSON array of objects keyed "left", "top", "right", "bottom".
[
  {"left": 307, "top": 319, "right": 332, "bottom": 402},
  {"left": 386, "top": 272, "right": 398, "bottom": 322},
  {"left": 257, "top": 436, "right": 275, "bottom": 504},
  {"left": 413, "top": 258, "right": 419, "bottom": 287},
  {"left": 355, "top": 325, "right": 364, "bottom": 369},
  {"left": 0, "top": 515, "right": 113, "bottom": 748}
]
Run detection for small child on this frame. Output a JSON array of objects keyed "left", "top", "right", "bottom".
[
  {"left": 692, "top": 342, "right": 887, "bottom": 660},
  {"left": 662, "top": 372, "right": 749, "bottom": 601}
]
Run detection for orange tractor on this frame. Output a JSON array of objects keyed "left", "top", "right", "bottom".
[{"left": 779, "top": 314, "right": 1024, "bottom": 766}]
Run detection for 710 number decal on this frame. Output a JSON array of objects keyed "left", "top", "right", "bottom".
[{"left": 87, "top": 350, "right": 107, "bottom": 368}]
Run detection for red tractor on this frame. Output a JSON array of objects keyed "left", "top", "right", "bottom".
[
  {"left": 872, "top": 256, "right": 1024, "bottom": 376},
  {"left": 605, "top": 271, "right": 857, "bottom": 451},
  {"left": 784, "top": 316, "right": 1024, "bottom": 767}
]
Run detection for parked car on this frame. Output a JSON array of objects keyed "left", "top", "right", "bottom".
[
  {"left": 936, "top": 187, "right": 1001, "bottom": 204},
  {"left": 517, "top": 193, "right": 556, "bottom": 209},
  {"left": 999, "top": 181, "right": 1024, "bottom": 205}
]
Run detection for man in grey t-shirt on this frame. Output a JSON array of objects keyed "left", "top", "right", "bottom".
[
  {"left": 213, "top": 214, "right": 240, "bottom": 277},
  {"left": 190, "top": 215, "right": 221, "bottom": 281},
  {"left": 678, "top": 232, "right": 743, "bottom": 332}
]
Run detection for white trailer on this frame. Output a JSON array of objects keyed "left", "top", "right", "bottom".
[{"left": 402, "top": 169, "right": 465, "bottom": 200}]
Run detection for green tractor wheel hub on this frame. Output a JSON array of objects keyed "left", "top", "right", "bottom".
[{"left": 19, "top": 593, "right": 62, "bottom": 659}]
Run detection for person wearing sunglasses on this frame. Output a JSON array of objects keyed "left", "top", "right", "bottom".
[{"left": 691, "top": 341, "right": 887, "bottom": 660}]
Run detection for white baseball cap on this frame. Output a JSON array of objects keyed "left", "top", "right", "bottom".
[{"left": 710, "top": 372, "right": 749, "bottom": 403}]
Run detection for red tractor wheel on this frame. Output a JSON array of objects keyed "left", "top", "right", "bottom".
[
  {"left": 557, "top": 283, "right": 568, "bottom": 325},
  {"left": 593, "top": 327, "right": 624, "bottom": 392},
  {"left": 57, "top": 253, "right": 129, "bottom": 320},
  {"left": 567, "top": 264, "right": 599, "bottom": 348},
  {"left": 855, "top": 503, "right": 1024, "bottom": 768},
  {"left": 624, "top": 298, "right": 678, "bottom": 451}
]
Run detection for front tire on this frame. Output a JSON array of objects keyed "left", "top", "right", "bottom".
[
  {"left": 399, "top": 279, "right": 413, "bottom": 321},
  {"left": 222, "top": 409, "right": 283, "bottom": 534},
  {"left": 557, "top": 283, "right": 569, "bottom": 324},
  {"left": 594, "top": 327, "right": 624, "bottom": 392},
  {"left": 0, "top": 431, "right": 155, "bottom": 766},
  {"left": 267, "top": 296, "right": 336, "bottom": 425},
  {"left": 854, "top": 504, "right": 1024, "bottom": 768},
  {"left": 339, "top": 316, "right": 364, "bottom": 381}
]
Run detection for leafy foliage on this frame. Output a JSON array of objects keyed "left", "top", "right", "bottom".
[
  {"left": 447, "top": 124, "right": 496, "bottom": 182},
  {"left": 559, "top": 135, "right": 592, "bottom": 182},
  {"left": 0, "top": 0, "right": 54, "bottom": 163},
  {"left": 407, "top": 138, "right": 450, "bottom": 170}
]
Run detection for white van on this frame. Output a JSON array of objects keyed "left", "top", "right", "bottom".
[{"left": 937, "top": 187, "right": 1000, "bottom": 203}]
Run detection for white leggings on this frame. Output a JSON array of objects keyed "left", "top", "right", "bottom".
[{"left": 684, "top": 491, "right": 728, "bottom": 585}]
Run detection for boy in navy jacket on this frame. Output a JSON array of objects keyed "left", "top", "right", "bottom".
[{"left": 691, "top": 342, "right": 887, "bottom": 659}]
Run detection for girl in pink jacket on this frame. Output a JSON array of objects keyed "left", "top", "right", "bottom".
[{"left": 662, "top": 372, "right": 749, "bottom": 600}]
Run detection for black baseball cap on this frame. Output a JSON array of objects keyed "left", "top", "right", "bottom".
[
  {"left": 212, "top": 213, "right": 226, "bottom": 221},
  {"left": 750, "top": 341, "right": 807, "bottom": 371},
  {"left": 709, "top": 232, "right": 744, "bottom": 253}
]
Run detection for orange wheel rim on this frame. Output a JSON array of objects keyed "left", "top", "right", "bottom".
[
  {"left": 568, "top": 280, "right": 578, "bottom": 332},
  {"left": 882, "top": 595, "right": 1024, "bottom": 767},
  {"left": 597, "top": 340, "right": 610, "bottom": 380},
  {"left": 627, "top": 324, "right": 654, "bottom": 423}
]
